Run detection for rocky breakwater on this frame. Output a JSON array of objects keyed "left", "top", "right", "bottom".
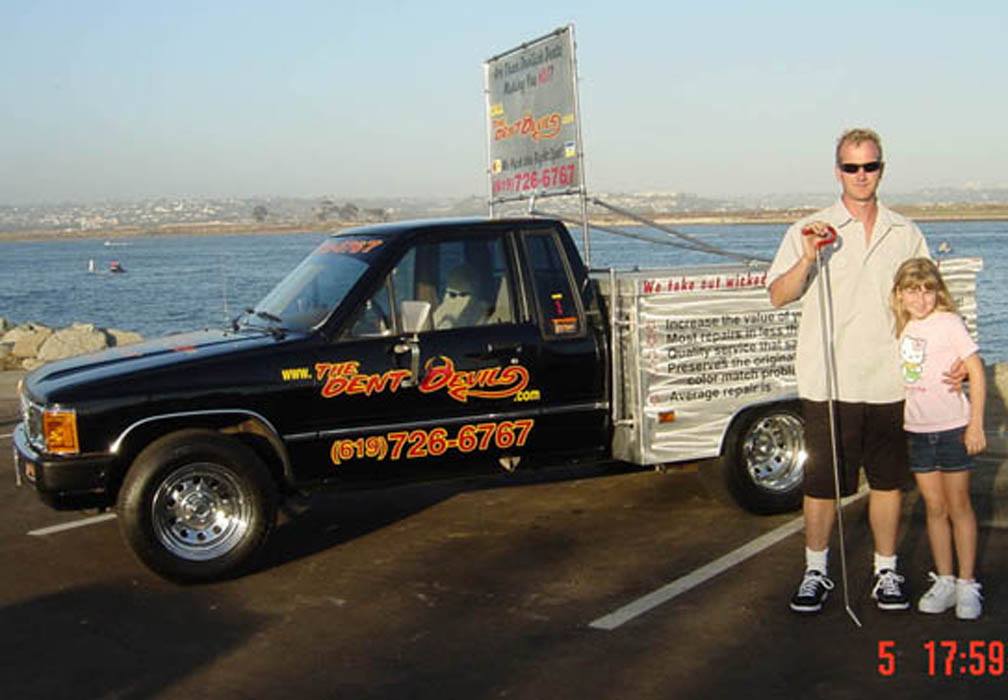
[{"left": 0, "top": 316, "right": 144, "bottom": 371}]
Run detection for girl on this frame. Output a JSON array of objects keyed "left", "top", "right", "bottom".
[{"left": 891, "top": 257, "right": 986, "bottom": 619}]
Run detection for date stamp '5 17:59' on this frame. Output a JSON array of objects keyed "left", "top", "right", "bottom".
[{"left": 878, "top": 640, "right": 1007, "bottom": 677}]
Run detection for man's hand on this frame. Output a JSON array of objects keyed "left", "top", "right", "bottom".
[
  {"left": 800, "top": 221, "right": 837, "bottom": 261},
  {"left": 769, "top": 220, "right": 838, "bottom": 307},
  {"left": 943, "top": 357, "right": 967, "bottom": 393}
]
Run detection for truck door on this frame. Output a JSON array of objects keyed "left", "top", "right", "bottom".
[
  {"left": 514, "top": 226, "right": 608, "bottom": 461},
  {"left": 294, "top": 225, "right": 544, "bottom": 484}
]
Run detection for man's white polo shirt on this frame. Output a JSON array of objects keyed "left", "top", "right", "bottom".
[{"left": 767, "top": 200, "right": 929, "bottom": 403}]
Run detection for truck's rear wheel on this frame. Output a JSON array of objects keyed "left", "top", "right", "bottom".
[
  {"left": 721, "top": 403, "right": 805, "bottom": 514},
  {"left": 117, "top": 429, "right": 277, "bottom": 583}
]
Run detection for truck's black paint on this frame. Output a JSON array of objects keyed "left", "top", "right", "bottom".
[{"left": 15, "top": 218, "right": 611, "bottom": 511}]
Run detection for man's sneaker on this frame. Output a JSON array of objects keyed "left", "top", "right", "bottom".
[
  {"left": 917, "top": 572, "right": 956, "bottom": 613},
  {"left": 956, "top": 579, "right": 983, "bottom": 620},
  {"left": 872, "top": 569, "right": 910, "bottom": 610},
  {"left": 790, "top": 570, "right": 834, "bottom": 613}
]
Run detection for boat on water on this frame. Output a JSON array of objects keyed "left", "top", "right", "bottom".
[
  {"left": 938, "top": 240, "right": 952, "bottom": 254},
  {"left": 108, "top": 260, "right": 126, "bottom": 273}
]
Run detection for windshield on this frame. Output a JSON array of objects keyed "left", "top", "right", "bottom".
[{"left": 247, "top": 235, "right": 388, "bottom": 332}]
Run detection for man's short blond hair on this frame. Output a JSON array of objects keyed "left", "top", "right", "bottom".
[{"left": 835, "top": 128, "right": 883, "bottom": 165}]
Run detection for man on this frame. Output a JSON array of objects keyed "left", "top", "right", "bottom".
[{"left": 767, "top": 128, "right": 929, "bottom": 613}]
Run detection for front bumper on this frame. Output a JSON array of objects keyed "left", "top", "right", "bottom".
[{"left": 12, "top": 424, "right": 118, "bottom": 509}]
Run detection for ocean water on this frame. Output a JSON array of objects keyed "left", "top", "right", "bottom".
[{"left": 1, "top": 220, "right": 1006, "bottom": 362}]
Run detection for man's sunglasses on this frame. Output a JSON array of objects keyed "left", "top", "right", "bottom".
[{"left": 839, "top": 161, "right": 882, "bottom": 174}]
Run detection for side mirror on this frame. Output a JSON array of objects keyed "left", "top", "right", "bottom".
[
  {"left": 394, "top": 301, "right": 431, "bottom": 388},
  {"left": 400, "top": 300, "right": 431, "bottom": 335}
]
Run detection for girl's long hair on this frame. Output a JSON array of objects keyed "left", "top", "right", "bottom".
[{"left": 890, "top": 257, "right": 958, "bottom": 336}]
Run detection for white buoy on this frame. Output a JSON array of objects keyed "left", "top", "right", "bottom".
[{"left": 88, "top": 259, "right": 96, "bottom": 273}]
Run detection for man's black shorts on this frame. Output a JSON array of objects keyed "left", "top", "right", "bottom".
[{"left": 801, "top": 400, "right": 910, "bottom": 498}]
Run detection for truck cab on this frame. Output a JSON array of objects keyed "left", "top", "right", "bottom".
[{"left": 270, "top": 217, "right": 610, "bottom": 485}]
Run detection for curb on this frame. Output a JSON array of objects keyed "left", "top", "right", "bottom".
[
  {"left": 0, "top": 397, "right": 20, "bottom": 423},
  {"left": 0, "top": 370, "right": 25, "bottom": 425}
]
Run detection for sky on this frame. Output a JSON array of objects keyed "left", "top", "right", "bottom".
[{"left": 2, "top": 1, "right": 1006, "bottom": 205}]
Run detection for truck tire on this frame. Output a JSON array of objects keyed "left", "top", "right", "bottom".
[
  {"left": 721, "top": 403, "right": 805, "bottom": 514},
  {"left": 117, "top": 429, "right": 277, "bottom": 583}
]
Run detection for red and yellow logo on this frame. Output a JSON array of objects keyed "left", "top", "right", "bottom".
[
  {"left": 418, "top": 356, "right": 529, "bottom": 402},
  {"left": 492, "top": 112, "right": 562, "bottom": 142},
  {"left": 317, "top": 239, "right": 384, "bottom": 255},
  {"left": 315, "top": 357, "right": 531, "bottom": 403},
  {"left": 315, "top": 361, "right": 411, "bottom": 398}
]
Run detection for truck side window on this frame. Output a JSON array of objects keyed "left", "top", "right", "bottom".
[
  {"left": 390, "top": 234, "right": 513, "bottom": 331},
  {"left": 522, "top": 231, "right": 582, "bottom": 336},
  {"left": 347, "top": 277, "right": 393, "bottom": 338}
]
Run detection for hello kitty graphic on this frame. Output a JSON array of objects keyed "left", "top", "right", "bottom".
[{"left": 900, "top": 335, "right": 926, "bottom": 383}]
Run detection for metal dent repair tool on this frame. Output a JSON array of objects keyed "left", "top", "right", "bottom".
[{"left": 803, "top": 222, "right": 862, "bottom": 628}]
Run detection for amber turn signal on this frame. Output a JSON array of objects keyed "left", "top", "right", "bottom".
[{"left": 43, "top": 409, "right": 80, "bottom": 454}]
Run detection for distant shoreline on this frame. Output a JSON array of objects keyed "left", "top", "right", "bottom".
[{"left": 2, "top": 204, "right": 1007, "bottom": 242}]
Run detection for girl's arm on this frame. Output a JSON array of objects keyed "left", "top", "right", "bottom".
[{"left": 963, "top": 353, "right": 987, "bottom": 455}]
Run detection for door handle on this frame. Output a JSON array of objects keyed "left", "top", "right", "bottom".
[
  {"left": 470, "top": 343, "right": 522, "bottom": 361},
  {"left": 393, "top": 338, "right": 421, "bottom": 386}
]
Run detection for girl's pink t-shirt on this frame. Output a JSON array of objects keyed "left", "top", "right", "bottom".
[{"left": 899, "top": 311, "right": 979, "bottom": 432}]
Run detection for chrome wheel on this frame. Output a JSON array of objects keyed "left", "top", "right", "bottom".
[
  {"left": 742, "top": 413, "right": 806, "bottom": 494},
  {"left": 151, "top": 462, "right": 254, "bottom": 562}
]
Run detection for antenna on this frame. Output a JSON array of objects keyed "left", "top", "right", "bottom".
[{"left": 221, "top": 255, "right": 229, "bottom": 323}]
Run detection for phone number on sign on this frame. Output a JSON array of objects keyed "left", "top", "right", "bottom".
[
  {"left": 492, "top": 164, "right": 576, "bottom": 195},
  {"left": 330, "top": 419, "right": 535, "bottom": 464}
]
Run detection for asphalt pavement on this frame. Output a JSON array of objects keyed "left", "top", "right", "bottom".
[{"left": 3, "top": 367, "right": 1008, "bottom": 698}]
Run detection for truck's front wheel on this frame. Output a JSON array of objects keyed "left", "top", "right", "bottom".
[
  {"left": 117, "top": 430, "right": 277, "bottom": 583},
  {"left": 721, "top": 403, "right": 805, "bottom": 514}
]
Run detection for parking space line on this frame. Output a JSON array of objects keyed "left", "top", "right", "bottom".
[
  {"left": 28, "top": 512, "right": 117, "bottom": 536},
  {"left": 589, "top": 488, "right": 869, "bottom": 630}
]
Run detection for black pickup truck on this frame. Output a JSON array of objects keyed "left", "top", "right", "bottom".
[{"left": 14, "top": 217, "right": 814, "bottom": 582}]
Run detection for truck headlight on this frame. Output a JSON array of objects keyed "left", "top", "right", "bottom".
[{"left": 43, "top": 408, "right": 80, "bottom": 454}]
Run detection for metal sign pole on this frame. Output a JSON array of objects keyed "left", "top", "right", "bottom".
[
  {"left": 482, "top": 61, "right": 495, "bottom": 218},
  {"left": 568, "top": 23, "right": 591, "bottom": 265}
]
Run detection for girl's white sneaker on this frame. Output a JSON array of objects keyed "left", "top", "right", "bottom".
[
  {"left": 918, "top": 572, "right": 956, "bottom": 613},
  {"left": 956, "top": 579, "right": 983, "bottom": 620}
]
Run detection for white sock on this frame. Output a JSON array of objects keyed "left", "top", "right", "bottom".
[
  {"left": 874, "top": 553, "right": 897, "bottom": 575},
  {"left": 805, "top": 547, "right": 828, "bottom": 575}
]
